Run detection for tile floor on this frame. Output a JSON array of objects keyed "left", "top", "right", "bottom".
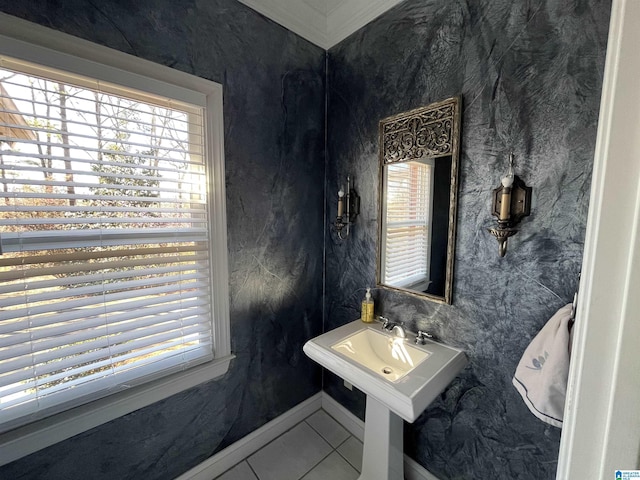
[{"left": 215, "top": 410, "right": 364, "bottom": 480}]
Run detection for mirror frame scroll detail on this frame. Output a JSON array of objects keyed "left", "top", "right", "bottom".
[{"left": 376, "top": 96, "right": 462, "bottom": 305}]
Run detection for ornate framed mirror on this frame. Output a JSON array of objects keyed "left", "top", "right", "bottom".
[{"left": 377, "top": 96, "right": 461, "bottom": 304}]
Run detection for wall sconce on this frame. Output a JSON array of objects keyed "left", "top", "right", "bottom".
[
  {"left": 488, "top": 153, "right": 532, "bottom": 257},
  {"left": 334, "top": 175, "right": 360, "bottom": 239}
]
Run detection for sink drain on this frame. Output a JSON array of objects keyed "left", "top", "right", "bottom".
[{"left": 382, "top": 367, "right": 393, "bottom": 375}]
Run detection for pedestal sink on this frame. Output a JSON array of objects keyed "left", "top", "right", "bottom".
[{"left": 303, "top": 319, "right": 467, "bottom": 480}]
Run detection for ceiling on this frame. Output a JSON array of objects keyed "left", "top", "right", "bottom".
[{"left": 237, "top": 0, "right": 405, "bottom": 49}]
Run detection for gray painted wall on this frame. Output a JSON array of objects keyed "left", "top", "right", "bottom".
[
  {"left": 0, "top": 1, "right": 326, "bottom": 479},
  {"left": 0, "top": 0, "right": 613, "bottom": 478},
  {"left": 325, "top": 0, "right": 610, "bottom": 479}
]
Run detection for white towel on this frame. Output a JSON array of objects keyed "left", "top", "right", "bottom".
[{"left": 512, "top": 303, "right": 573, "bottom": 428}]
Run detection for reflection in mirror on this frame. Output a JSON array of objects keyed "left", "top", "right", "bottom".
[{"left": 377, "top": 97, "right": 461, "bottom": 304}]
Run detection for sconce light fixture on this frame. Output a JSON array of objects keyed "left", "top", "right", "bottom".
[
  {"left": 488, "top": 153, "right": 532, "bottom": 257},
  {"left": 334, "top": 175, "right": 360, "bottom": 239}
]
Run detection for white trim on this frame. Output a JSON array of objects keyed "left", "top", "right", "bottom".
[
  {"left": 0, "top": 14, "right": 232, "bottom": 466},
  {"left": 237, "top": 0, "right": 329, "bottom": 49},
  {"left": 1, "top": 355, "right": 233, "bottom": 467},
  {"left": 321, "top": 394, "right": 440, "bottom": 480},
  {"left": 236, "top": 0, "right": 406, "bottom": 49},
  {"left": 403, "top": 456, "right": 441, "bottom": 480},
  {"left": 557, "top": 0, "right": 640, "bottom": 477},
  {"left": 327, "top": 0, "right": 406, "bottom": 47},
  {"left": 205, "top": 59, "right": 232, "bottom": 361},
  {"left": 175, "top": 392, "right": 439, "bottom": 480},
  {"left": 321, "top": 392, "right": 364, "bottom": 441},
  {"left": 0, "top": 14, "right": 218, "bottom": 96},
  {"left": 175, "top": 393, "right": 323, "bottom": 480}
]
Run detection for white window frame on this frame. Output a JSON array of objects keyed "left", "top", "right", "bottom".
[{"left": 0, "top": 13, "right": 232, "bottom": 466}]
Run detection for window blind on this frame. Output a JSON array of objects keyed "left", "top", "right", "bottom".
[
  {"left": 382, "top": 160, "right": 434, "bottom": 289},
  {"left": 0, "top": 56, "right": 213, "bottom": 432}
]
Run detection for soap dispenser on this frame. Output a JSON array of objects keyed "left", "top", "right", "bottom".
[{"left": 361, "top": 288, "right": 374, "bottom": 323}]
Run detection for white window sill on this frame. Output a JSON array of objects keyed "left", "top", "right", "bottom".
[
  {"left": 0, "top": 354, "right": 234, "bottom": 467},
  {"left": 0, "top": 13, "right": 233, "bottom": 468}
]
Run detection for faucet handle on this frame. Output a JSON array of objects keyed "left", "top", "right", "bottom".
[
  {"left": 415, "top": 330, "right": 433, "bottom": 345},
  {"left": 379, "top": 316, "right": 391, "bottom": 329}
]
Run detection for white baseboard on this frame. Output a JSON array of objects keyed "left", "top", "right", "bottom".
[
  {"left": 175, "top": 393, "right": 323, "bottom": 480},
  {"left": 175, "top": 391, "right": 439, "bottom": 480},
  {"left": 320, "top": 393, "right": 365, "bottom": 441},
  {"left": 403, "top": 456, "right": 441, "bottom": 480},
  {"left": 321, "top": 393, "right": 440, "bottom": 480}
]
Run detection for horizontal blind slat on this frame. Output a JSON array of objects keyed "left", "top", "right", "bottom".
[
  {"left": 383, "top": 159, "right": 432, "bottom": 286},
  {"left": 0, "top": 56, "right": 215, "bottom": 434},
  {"left": 0, "top": 117, "right": 202, "bottom": 155},
  {"left": 0, "top": 284, "right": 209, "bottom": 321},
  {"left": 0, "top": 97, "right": 201, "bottom": 135},
  {"left": 0, "top": 247, "right": 209, "bottom": 276},
  {"left": 33, "top": 325, "right": 211, "bottom": 382},
  {"left": 0, "top": 169, "right": 205, "bottom": 190},
  {"left": 0, "top": 320, "right": 211, "bottom": 389},
  {"left": 0, "top": 299, "right": 209, "bottom": 348},
  {"left": 1, "top": 148, "right": 201, "bottom": 175},
  {"left": 0, "top": 264, "right": 207, "bottom": 296},
  {"left": 2, "top": 329, "right": 211, "bottom": 392},
  {"left": 0, "top": 274, "right": 208, "bottom": 307}
]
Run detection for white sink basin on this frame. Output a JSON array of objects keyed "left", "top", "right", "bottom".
[
  {"left": 331, "top": 328, "right": 430, "bottom": 382},
  {"left": 304, "top": 320, "right": 467, "bottom": 480},
  {"left": 303, "top": 319, "right": 467, "bottom": 423}
]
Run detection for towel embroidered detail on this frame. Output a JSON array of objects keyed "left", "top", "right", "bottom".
[
  {"left": 512, "top": 303, "right": 573, "bottom": 428},
  {"left": 525, "top": 350, "right": 549, "bottom": 370}
]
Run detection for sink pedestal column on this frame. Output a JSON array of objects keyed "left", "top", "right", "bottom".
[{"left": 358, "top": 396, "right": 404, "bottom": 480}]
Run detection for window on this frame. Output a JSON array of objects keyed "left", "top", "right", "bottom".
[
  {"left": 381, "top": 159, "right": 434, "bottom": 290},
  {"left": 0, "top": 15, "right": 230, "bottom": 465}
]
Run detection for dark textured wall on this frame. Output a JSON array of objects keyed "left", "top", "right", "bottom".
[
  {"left": 0, "top": 0, "right": 613, "bottom": 479},
  {"left": 0, "top": 1, "right": 325, "bottom": 479},
  {"left": 325, "top": 0, "right": 610, "bottom": 479}
]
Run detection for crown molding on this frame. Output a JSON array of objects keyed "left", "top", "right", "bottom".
[
  {"left": 237, "top": 0, "right": 406, "bottom": 49},
  {"left": 327, "top": 0, "right": 405, "bottom": 46},
  {"left": 237, "top": 0, "right": 329, "bottom": 49}
]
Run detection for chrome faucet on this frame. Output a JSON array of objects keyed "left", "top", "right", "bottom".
[
  {"left": 380, "top": 316, "right": 406, "bottom": 338},
  {"left": 415, "top": 330, "right": 433, "bottom": 345},
  {"left": 380, "top": 316, "right": 393, "bottom": 331},
  {"left": 391, "top": 324, "right": 406, "bottom": 338}
]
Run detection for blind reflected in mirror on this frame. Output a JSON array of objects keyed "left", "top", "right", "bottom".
[
  {"left": 382, "top": 159, "right": 434, "bottom": 291},
  {"left": 377, "top": 97, "right": 461, "bottom": 304}
]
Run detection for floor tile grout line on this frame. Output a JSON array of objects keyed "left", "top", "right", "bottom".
[
  {"left": 333, "top": 434, "right": 352, "bottom": 450},
  {"left": 213, "top": 460, "right": 256, "bottom": 480},
  {"left": 214, "top": 461, "right": 241, "bottom": 480},
  {"left": 335, "top": 437, "right": 362, "bottom": 473},
  {"left": 330, "top": 440, "right": 362, "bottom": 477},
  {"left": 292, "top": 418, "right": 336, "bottom": 480},
  {"left": 304, "top": 418, "right": 326, "bottom": 442},
  {"left": 304, "top": 415, "right": 350, "bottom": 449},
  {"left": 246, "top": 416, "right": 333, "bottom": 480},
  {"left": 294, "top": 448, "right": 336, "bottom": 480},
  {"left": 321, "top": 408, "right": 357, "bottom": 436},
  {"left": 246, "top": 460, "right": 260, "bottom": 480},
  {"left": 244, "top": 415, "right": 317, "bottom": 467},
  {"left": 301, "top": 417, "right": 336, "bottom": 453},
  {"left": 215, "top": 409, "right": 358, "bottom": 480}
]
